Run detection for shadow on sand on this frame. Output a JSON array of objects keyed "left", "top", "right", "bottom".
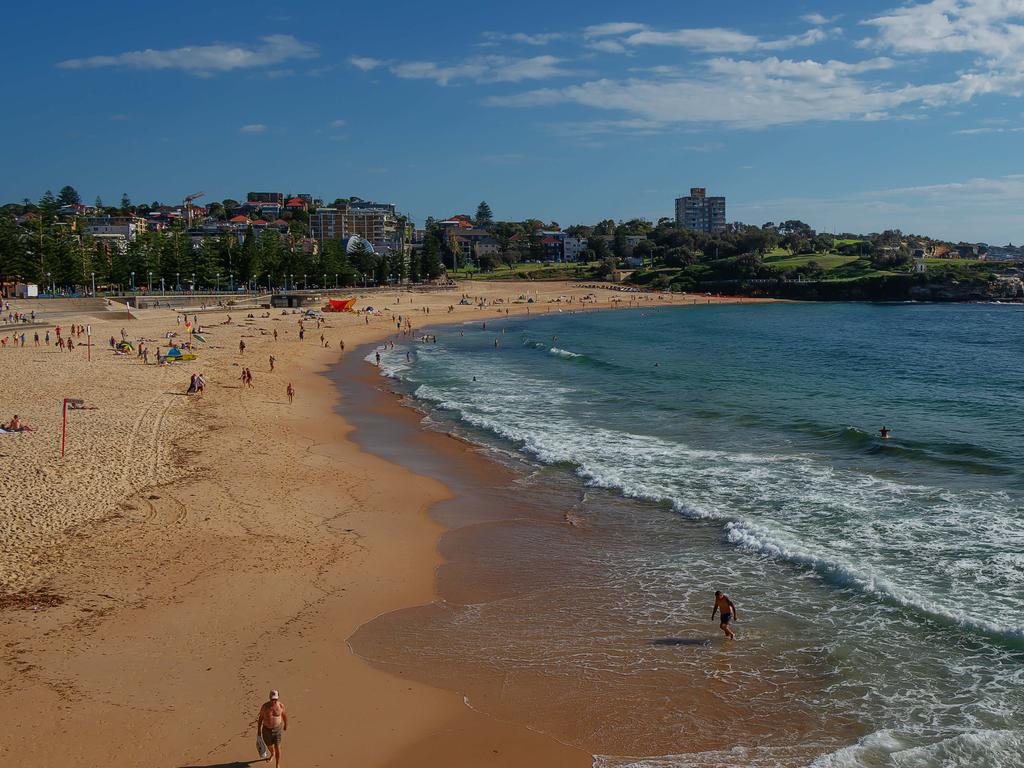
[
  {"left": 179, "top": 761, "right": 257, "bottom": 768},
  {"left": 651, "top": 637, "right": 711, "bottom": 647}
]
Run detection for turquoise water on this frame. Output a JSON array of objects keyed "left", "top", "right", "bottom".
[{"left": 371, "top": 303, "right": 1024, "bottom": 766}]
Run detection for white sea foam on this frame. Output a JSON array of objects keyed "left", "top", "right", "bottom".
[
  {"left": 400, "top": 355, "right": 1024, "bottom": 640},
  {"left": 549, "top": 346, "right": 582, "bottom": 358},
  {"left": 810, "top": 728, "right": 1024, "bottom": 768}
]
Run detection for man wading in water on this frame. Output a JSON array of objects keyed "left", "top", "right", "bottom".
[
  {"left": 712, "top": 591, "right": 738, "bottom": 640},
  {"left": 257, "top": 689, "right": 288, "bottom": 765}
]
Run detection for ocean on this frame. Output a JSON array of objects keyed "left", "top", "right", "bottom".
[{"left": 352, "top": 302, "right": 1024, "bottom": 767}]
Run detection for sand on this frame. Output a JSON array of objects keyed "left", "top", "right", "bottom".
[{"left": 0, "top": 283, "right": 764, "bottom": 767}]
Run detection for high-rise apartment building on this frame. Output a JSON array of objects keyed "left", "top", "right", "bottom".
[
  {"left": 309, "top": 203, "right": 399, "bottom": 247},
  {"left": 674, "top": 188, "right": 726, "bottom": 233}
]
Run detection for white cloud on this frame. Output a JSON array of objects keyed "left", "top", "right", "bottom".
[
  {"left": 240, "top": 123, "right": 266, "bottom": 134},
  {"left": 870, "top": 174, "right": 1024, "bottom": 200},
  {"left": 587, "top": 39, "right": 630, "bottom": 54},
  {"left": 330, "top": 119, "right": 347, "bottom": 128},
  {"left": 802, "top": 12, "right": 837, "bottom": 25},
  {"left": 705, "top": 56, "right": 895, "bottom": 82},
  {"left": 583, "top": 22, "right": 649, "bottom": 37},
  {"left": 382, "top": 55, "right": 577, "bottom": 86},
  {"left": 623, "top": 26, "right": 832, "bottom": 52},
  {"left": 482, "top": 31, "right": 565, "bottom": 45},
  {"left": 349, "top": 56, "right": 384, "bottom": 71},
  {"left": 56, "top": 35, "right": 316, "bottom": 74},
  {"left": 863, "top": 0, "right": 1024, "bottom": 59},
  {"left": 488, "top": 56, "right": 974, "bottom": 127},
  {"left": 954, "top": 125, "right": 1024, "bottom": 133}
]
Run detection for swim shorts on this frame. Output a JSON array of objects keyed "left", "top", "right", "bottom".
[
  {"left": 261, "top": 726, "right": 283, "bottom": 746},
  {"left": 721, "top": 612, "right": 733, "bottom": 625}
]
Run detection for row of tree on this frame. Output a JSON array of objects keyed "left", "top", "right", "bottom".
[{"left": 0, "top": 216, "right": 443, "bottom": 292}]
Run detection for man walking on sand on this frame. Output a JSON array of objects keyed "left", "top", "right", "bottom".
[
  {"left": 257, "top": 689, "right": 288, "bottom": 766},
  {"left": 712, "top": 590, "right": 738, "bottom": 640}
]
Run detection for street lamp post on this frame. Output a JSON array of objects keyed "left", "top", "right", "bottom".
[
  {"left": 46, "top": 272, "right": 51, "bottom": 296},
  {"left": 216, "top": 273, "right": 220, "bottom": 292},
  {"left": 131, "top": 271, "right": 135, "bottom": 292},
  {"left": 322, "top": 273, "right": 326, "bottom": 290},
  {"left": 175, "top": 272, "right": 180, "bottom": 292},
  {"left": 230, "top": 273, "right": 234, "bottom": 291},
  {"left": 161, "top": 277, "right": 165, "bottom": 294},
  {"left": 334, "top": 274, "right": 338, "bottom": 289},
  {"left": 148, "top": 271, "right": 152, "bottom": 292},
  {"left": 303, "top": 273, "right": 307, "bottom": 289},
  {"left": 90, "top": 271, "right": 95, "bottom": 296}
]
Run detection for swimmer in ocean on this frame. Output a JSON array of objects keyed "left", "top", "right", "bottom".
[{"left": 879, "top": 426, "right": 891, "bottom": 439}]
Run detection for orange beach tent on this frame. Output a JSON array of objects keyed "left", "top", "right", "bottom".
[{"left": 325, "top": 298, "right": 357, "bottom": 312}]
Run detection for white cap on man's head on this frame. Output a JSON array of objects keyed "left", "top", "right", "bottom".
[{"left": 269, "top": 690, "right": 279, "bottom": 700}]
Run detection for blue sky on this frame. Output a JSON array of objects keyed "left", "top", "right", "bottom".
[{"left": 3, "top": 0, "right": 1024, "bottom": 242}]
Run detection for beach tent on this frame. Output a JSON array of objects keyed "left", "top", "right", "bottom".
[
  {"left": 115, "top": 340, "right": 134, "bottom": 353},
  {"left": 325, "top": 298, "right": 357, "bottom": 312},
  {"left": 164, "top": 347, "right": 197, "bottom": 362}
]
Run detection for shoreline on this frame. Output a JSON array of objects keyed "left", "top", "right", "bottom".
[
  {"left": 5, "top": 282, "right": 746, "bottom": 766},
  {"left": 340, "top": 317, "right": 844, "bottom": 764}
]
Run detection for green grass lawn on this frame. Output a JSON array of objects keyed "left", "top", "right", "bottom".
[{"left": 763, "top": 253, "right": 859, "bottom": 270}]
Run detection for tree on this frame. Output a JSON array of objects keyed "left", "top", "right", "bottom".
[
  {"left": 475, "top": 201, "right": 493, "bottom": 227},
  {"left": 528, "top": 231, "right": 544, "bottom": 262},
  {"left": 421, "top": 234, "right": 444, "bottom": 280},
  {"left": 120, "top": 193, "right": 132, "bottom": 212},
  {"left": 612, "top": 226, "right": 630, "bottom": 259},
  {"left": 95, "top": 196, "right": 104, "bottom": 210},
  {"left": 633, "top": 239, "right": 656, "bottom": 264},
  {"left": 350, "top": 239, "right": 379, "bottom": 280},
  {"left": 596, "top": 257, "right": 618, "bottom": 278},
  {"left": 664, "top": 246, "right": 696, "bottom": 268},
  {"left": 58, "top": 185, "right": 82, "bottom": 206},
  {"left": 590, "top": 236, "right": 611, "bottom": 260},
  {"left": 478, "top": 252, "right": 500, "bottom": 272},
  {"left": 38, "top": 190, "right": 59, "bottom": 220},
  {"left": 408, "top": 248, "right": 421, "bottom": 283}
]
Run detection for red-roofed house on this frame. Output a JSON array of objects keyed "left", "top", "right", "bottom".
[{"left": 285, "top": 197, "right": 308, "bottom": 211}]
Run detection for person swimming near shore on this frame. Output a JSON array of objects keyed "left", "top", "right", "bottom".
[
  {"left": 712, "top": 590, "right": 737, "bottom": 640},
  {"left": 879, "top": 426, "right": 891, "bottom": 439}
]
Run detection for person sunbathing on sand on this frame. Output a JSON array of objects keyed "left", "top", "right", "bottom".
[{"left": 6, "top": 415, "right": 35, "bottom": 432}]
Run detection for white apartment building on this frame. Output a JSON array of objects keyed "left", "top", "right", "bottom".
[
  {"left": 82, "top": 215, "right": 148, "bottom": 242},
  {"left": 563, "top": 236, "right": 589, "bottom": 261}
]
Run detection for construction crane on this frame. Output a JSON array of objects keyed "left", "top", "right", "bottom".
[{"left": 183, "top": 191, "right": 205, "bottom": 228}]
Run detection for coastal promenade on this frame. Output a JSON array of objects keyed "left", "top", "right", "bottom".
[{"left": 0, "top": 282, "right": 757, "bottom": 767}]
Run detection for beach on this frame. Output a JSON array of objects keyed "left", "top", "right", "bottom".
[{"left": 0, "top": 282, "right": 752, "bottom": 767}]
